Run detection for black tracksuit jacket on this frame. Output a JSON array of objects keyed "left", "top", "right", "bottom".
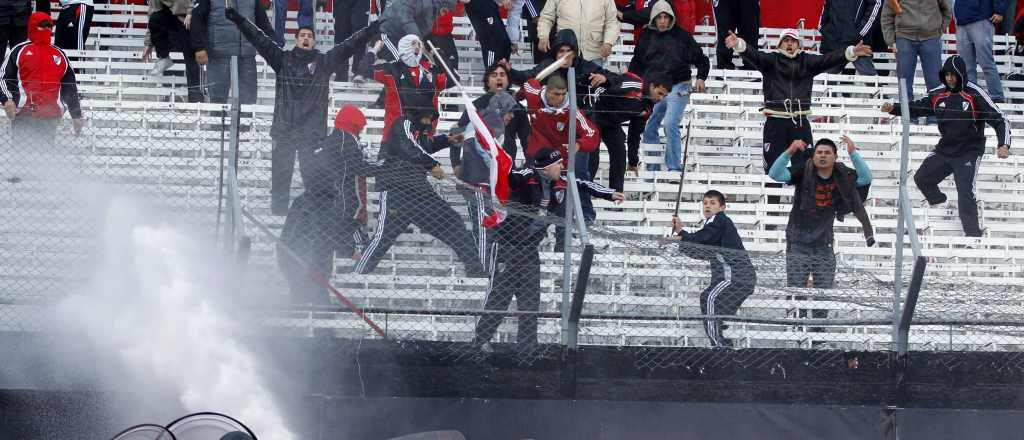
[
  {"left": 678, "top": 212, "right": 756, "bottom": 286},
  {"left": 628, "top": 24, "right": 710, "bottom": 85},
  {"left": 376, "top": 116, "right": 451, "bottom": 191},
  {"left": 887, "top": 56, "right": 1010, "bottom": 156},
  {"left": 229, "top": 11, "right": 378, "bottom": 141}
]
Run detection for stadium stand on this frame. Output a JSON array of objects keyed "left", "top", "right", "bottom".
[{"left": 2, "top": 4, "right": 1023, "bottom": 351}]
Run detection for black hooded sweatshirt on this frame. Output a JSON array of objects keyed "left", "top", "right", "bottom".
[
  {"left": 887, "top": 55, "right": 1010, "bottom": 157},
  {"left": 228, "top": 10, "right": 379, "bottom": 142},
  {"left": 508, "top": 29, "right": 621, "bottom": 106}
]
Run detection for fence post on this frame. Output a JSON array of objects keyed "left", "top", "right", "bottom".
[
  {"left": 892, "top": 78, "right": 912, "bottom": 345},
  {"left": 561, "top": 68, "right": 578, "bottom": 344},
  {"left": 224, "top": 56, "right": 246, "bottom": 263}
]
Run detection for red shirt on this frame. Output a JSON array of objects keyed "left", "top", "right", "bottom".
[
  {"left": 431, "top": 2, "right": 465, "bottom": 35},
  {"left": 516, "top": 79, "right": 599, "bottom": 165}
]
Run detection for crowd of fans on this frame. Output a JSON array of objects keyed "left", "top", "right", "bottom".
[{"left": 0, "top": 0, "right": 1016, "bottom": 347}]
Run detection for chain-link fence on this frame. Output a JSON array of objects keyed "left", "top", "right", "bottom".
[
  {"left": 3, "top": 75, "right": 1024, "bottom": 372},
  {"left": 0, "top": 99, "right": 230, "bottom": 332}
]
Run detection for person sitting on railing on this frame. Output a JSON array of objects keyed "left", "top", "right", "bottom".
[
  {"left": 143, "top": 0, "right": 203, "bottom": 103},
  {"left": 474, "top": 148, "right": 623, "bottom": 350},
  {"left": 667, "top": 189, "right": 756, "bottom": 348},
  {"left": 725, "top": 28, "right": 873, "bottom": 179},
  {"left": 224, "top": 2, "right": 379, "bottom": 215},
  {"left": 352, "top": 105, "right": 489, "bottom": 278},
  {"left": 768, "top": 136, "right": 875, "bottom": 290},
  {"left": 628, "top": 0, "right": 709, "bottom": 173},
  {"left": 880, "top": 55, "right": 1011, "bottom": 238},
  {"left": 1, "top": 12, "right": 84, "bottom": 147},
  {"left": 279, "top": 105, "right": 380, "bottom": 305}
]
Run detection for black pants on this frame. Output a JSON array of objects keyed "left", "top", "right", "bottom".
[
  {"left": 626, "top": 114, "right": 645, "bottom": 168},
  {"left": 278, "top": 193, "right": 364, "bottom": 305},
  {"left": 474, "top": 244, "right": 541, "bottom": 344},
  {"left": 701, "top": 279, "right": 755, "bottom": 347},
  {"left": 524, "top": 10, "right": 557, "bottom": 63},
  {"left": 786, "top": 242, "right": 836, "bottom": 288},
  {"left": 0, "top": 25, "right": 26, "bottom": 62},
  {"left": 762, "top": 115, "right": 813, "bottom": 174},
  {"left": 597, "top": 118, "right": 628, "bottom": 192},
  {"left": 465, "top": 0, "right": 512, "bottom": 67},
  {"left": 713, "top": 0, "right": 759, "bottom": 70},
  {"left": 354, "top": 188, "right": 486, "bottom": 274},
  {"left": 332, "top": 0, "right": 369, "bottom": 80},
  {"left": 149, "top": 7, "right": 203, "bottom": 102},
  {"left": 54, "top": 3, "right": 93, "bottom": 50},
  {"left": 914, "top": 152, "right": 983, "bottom": 236},
  {"left": 271, "top": 134, "right": 318, "bottom": 215},
  {"left": 458, "top": 185, "right": 497, "bottom": 272}
]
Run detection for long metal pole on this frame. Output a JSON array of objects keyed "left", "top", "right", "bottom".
[
  {"left": 562, "top": 68, "right": 578, "bottom": 344},
  {"left": 892, "top": 78, "right": 912, "bottom": 344},
  {"left": 225, "top": 55, "right": 241, "bottom": 255}
]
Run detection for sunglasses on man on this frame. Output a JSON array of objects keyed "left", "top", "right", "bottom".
[{"left": 38, "top": 21, "right": 54, "bottom": 28}]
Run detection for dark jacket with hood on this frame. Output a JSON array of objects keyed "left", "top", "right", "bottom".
[
  {"left": 380, "top": 0, "right": 457, "bottom": 39},
  {"left": 508, "top": 29, "right": 621, "bottom": 107},
  {"left": 734, "top": 37, "right": 856, "bottom": 115},
  {"left": 228, "top": 10, "right": 379, "bottom": 141},
  {"left": 298, "top": 129, "right": 381, "bottom": 218},
  {"left": 678, "top": 212, "right": 756, "bottom": 286},
  {"left": 887, "top": 56, "right": 1010, "bottom": 156},
  {"left": 819, "top": 0, "right": 882, "bottom": 52},
  {"left": 627, "top": 0, "right": 710, "bottom": 85}
]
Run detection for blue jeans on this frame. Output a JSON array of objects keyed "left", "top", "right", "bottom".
[
  {"left": 642, "top": 82, "right": 690, "bottom": 171},
  {"left": 273, "top": 0, "right": 315, "bottom": 47},
  {"left": 895, "top": 37, "right": 942, "bottom": 103},
  {"left": 956, "top": 19, "right": 1004, "bottom": 100},
  {"left": 207, "top": 56, "right": 258, "bottom": 104}
]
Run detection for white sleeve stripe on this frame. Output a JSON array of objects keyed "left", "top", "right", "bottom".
[
  {"left": 577, "top": 178, "right": 614, "bottom": 194},
  {"left": 576, "top": 110, "right": 594, "bottom": 135},
  {"left": 0, "top": 42, "right": 28, "bottom": 100},
  {"left": 404, "top": 120, "right": 432, "bottom": 156},
  {"left": 860, "top": 0, "right": 881, "bottom": 36},
  {"left": 966, "top": 83, "right": 1010, "bottom": 145}
]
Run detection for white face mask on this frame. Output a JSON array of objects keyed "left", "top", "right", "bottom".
[{"left": 397, "top": 35, "right": 423, "bottom": 68}]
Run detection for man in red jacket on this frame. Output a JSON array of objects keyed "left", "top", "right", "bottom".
[
  {"left": 1, "top": 12, "right": 83, "bottom": 147},
  {"left": 515, "top": 74, "right": 599, "bottom": 172}
]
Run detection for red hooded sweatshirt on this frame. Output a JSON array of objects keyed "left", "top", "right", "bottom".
[{"left": 0, "top": 12, "right": 82, "bottom": 119}]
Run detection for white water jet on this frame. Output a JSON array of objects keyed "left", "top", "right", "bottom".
[{"left": 54, "top": 196, "right": 295, "bottom": 439}]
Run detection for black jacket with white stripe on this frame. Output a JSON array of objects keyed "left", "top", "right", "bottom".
[
  {"left": 376, "top": 116, "right": 451, "bottom": 191},
  {"left": 500, "top": 167, "right": 616, "bottom": 248},
  {"left": 888, "top": 55, "right": 1010, "bottom": 157},
  {"left": 818, "top": 0, "right": 882, "bottom": 52},
  {"left": 678, "top": 212, "right": 756, "bottom": 286}
]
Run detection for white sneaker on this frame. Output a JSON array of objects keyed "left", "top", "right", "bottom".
[{"left": 149, "top": 58, "right": 174, "bottom": 76}]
